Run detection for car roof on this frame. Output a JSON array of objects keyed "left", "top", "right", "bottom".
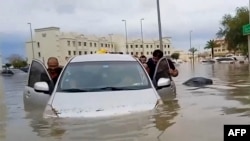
[{"left": 70, "top": 54, "right": 137, "bottom": 63}]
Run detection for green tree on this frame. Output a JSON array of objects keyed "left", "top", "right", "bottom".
[
  {"left": 170, "top": 52, "right": 180, "bottom": 60},
  {"left": 204, "top": 39, "right": 218, "bottom": 58},
  {"left": 216, "top": 7, "right": 249, "bottom": 54},
  {"left": 189, "top": 47, "right": 198, "bottom": 64},
  {"left": 6, "top": 54, "right": 28, "bottom": 68}
]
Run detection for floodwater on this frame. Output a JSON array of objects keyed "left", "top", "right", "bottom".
[{"left": 0, "top": 63, "right": 250, "bottom": 141}]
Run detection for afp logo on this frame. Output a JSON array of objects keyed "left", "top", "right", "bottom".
[{"left": 224, "top": 125, "right": 250, "bottom": 141}]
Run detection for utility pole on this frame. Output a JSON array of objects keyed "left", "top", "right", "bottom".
[
  {"left": 27, "top": 23, "right": 35, "bottom": 58},
  {"left": 189, "top": 30, "right": 192, "bottom": 49},
  {"left": 248, "top": 0, "right": 250, "bottom": 63},
  {"left": 156, "top": 0, "right": 163, "bottom": 51},
  {"left": 140, "top": 18, "right": 144, "bottom": 53},
  {"left": 122, "top": 19, "right": 128, "bottom": 53}
]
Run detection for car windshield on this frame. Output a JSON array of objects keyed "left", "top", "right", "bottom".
[{"left": 57, "top": 61, "right": 151, "bottom": 92}]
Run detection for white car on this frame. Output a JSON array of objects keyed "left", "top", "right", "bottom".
[
  {"left": 23, "top": 54, "right": 176, "bottom": 118},
  {"left": 216, "top": 57, "right": 236, "bottom": 64}
]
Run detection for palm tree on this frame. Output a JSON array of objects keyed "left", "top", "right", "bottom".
[
  {"left": 188, "top": 47, "right": 198, "bottom": 64},
  {"left": 204, "top": 40, "right": 218, "bottom": 58}
]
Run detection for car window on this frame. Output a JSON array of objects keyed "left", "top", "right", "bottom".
[
  {"left": 28, "top": 60, "right": 50, "bottom": 88},
  {"left": 57, "top": 61, "right": 151, "bottom": 92},
  {"left": 153, "top": 58, "right": 171, "bottom": 85}
]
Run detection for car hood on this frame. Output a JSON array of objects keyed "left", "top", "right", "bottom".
[{"left": 49, "top": 88, "right": 159, "bottom": 118}]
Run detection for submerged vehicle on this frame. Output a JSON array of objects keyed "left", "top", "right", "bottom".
[
  {"left": 23, "top": 54, "right": 176, "bottom": 118},
  {"left": 1, "top": 67, "right": 14, "bottom": 76}
]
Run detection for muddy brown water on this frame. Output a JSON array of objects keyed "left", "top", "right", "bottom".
[{"left": 0, "top": 63, "right": 250, "bottom": 141}]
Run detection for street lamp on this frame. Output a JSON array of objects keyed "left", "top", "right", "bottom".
[
  {"left": 156, "top": 0, "right": 163, "bottom": 51},
  {"left": 109, "top": 34, "right": 113, "bottom": 51},
  {"left": 140, "top": 18, "right": 144, "bottom": 53},
  {"left": 189, "top": 30, "right": 192, "bottom": 49},
  {"left": 122, "top": 19, "right": 128, "bottom": 53},
  {"left": 27, "top": 22, "right": 35, "bottom": 59}
]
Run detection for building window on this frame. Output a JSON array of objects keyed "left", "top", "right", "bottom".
[
  {"left": 38, "top": 52, "right": 41, "bottom": 57},
  {"left": 165, "top": 51, "right": 167, "bottom": 55},
  {"left": 141, "top": 52, "right": 143, "bottom": 55},
  {"left": 37, "top": 42, "right": 40, "bottom": 48},
  {"left": 157, "top": 45, "right": 159, "bottom": 48},
  {"left": 94, "top": 43, "right": 97, "bottom": 47},
  {"left": 73, "top": 51, "right": 76, "bottom": 55},
  {"left": 135, "top": 45, "right": 138, "bottom": 48},
  {"left": 136, "top": 52, "right": 138, "bottom": 55},
  {"left": 131, "top": 52, "right": 133, "bottom": 55},
  {"left": 78, "top": 42, "right": 81, "bottom": 46},
  {"left": 126, "top": 45, "right": 128, "bottom": 48},
  {"left": 140, "top": 45, "right": 143, "bottom": 48},
  {"left": 164, "top": 45, "right": 166, "bottom": 48},
  {"left": 101, "top": 43, "right": 103, "bottom": 47},
  {"left": 146, "top": 45, "right": 148, "bottom": 48},
  {"left": 168, "top": 45, "right": 170, "bottom": 48},
  {"left": 168, "top": 51, "right": 170, "bottom": 54},
  {"left": 90, "top": 51, "right": 93, "bottom": 54},
  {"left": 84, "top": 42, "right": 87, "bottom": 46},
  {"left": 73, "top": 41, "right": 76, "bottom": 47},
  {"left": 68, "top": 51, "right": 71, "bottom": 55},
  {"left": 131, "top": 45, "right": 133, "bottom": 48},
  {"left": 67, "top": 41, "right": 70, "bottom": 46},
  {"left": 79, "top": 51, "right": 82, "bottom": 55},
  {"left": 90, "top": 42, "right": 92, "bottom": 47},
  {"left": 105, "top": 44, "right": 107, "bottom": 47},
  {"left": 151, "top": 45, "right": 153, "bottom": 48},
  {"left": 84, "top": 51, "right": 87, "bottom": 54},
  {"left": 151, "top": 52, "right": 153, "bottom": 54},
  {"left": 147, "top": 52, "right": 149, "bottom": 55}
]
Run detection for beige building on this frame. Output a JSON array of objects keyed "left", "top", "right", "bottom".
[
  {"left": 173, "top": 49, "right": 199, "bottom": 62},
  {"left": 213, "top": 39, "right": 229, "bottom": 56},
  {"left": 25, "top": 27, "right": 174, "bottom": 65}
]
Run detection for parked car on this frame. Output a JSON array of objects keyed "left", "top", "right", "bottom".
[
  {"left": 23, "top": 54, "right": 176, "bottom": 118},
  {"left": 216, "top": 57, "right": 236, "bottom": 64}
]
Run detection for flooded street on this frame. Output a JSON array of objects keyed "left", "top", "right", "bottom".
[{"left": 0, "top": 63, "right": 250, "bottom": 141}]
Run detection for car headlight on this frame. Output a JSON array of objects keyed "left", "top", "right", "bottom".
[{"left": 43, "top": 104, "right": 59, "bottom": 118}]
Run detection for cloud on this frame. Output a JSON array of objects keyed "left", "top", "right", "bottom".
[{"left": 0, "top": 0, "right": 248, "bottom": 53}]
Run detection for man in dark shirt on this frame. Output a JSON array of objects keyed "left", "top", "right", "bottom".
[
  {"left": 47, "top": 57, "right": 63, "bottom": 84},
  {"left": 147, "top": 49, "right": 178, "bottom": 80}
]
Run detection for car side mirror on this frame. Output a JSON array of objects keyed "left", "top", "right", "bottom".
[
  {"left": 34, "top": 82, "right": 49, "bottom": 93},
  {"left": 157, "top": 78, "right": 171, "bottom": 87}
]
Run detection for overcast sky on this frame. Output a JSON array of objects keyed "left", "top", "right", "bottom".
[{"left": 0, "top": 0, "right": 248, "bottom": 58}]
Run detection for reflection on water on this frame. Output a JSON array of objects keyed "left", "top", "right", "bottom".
[
  {"left": 0, "top": 76, "right": 7, "bottom": 140},
  {"left": 0, "top": 64, "right": 250, "bottom": 141}
]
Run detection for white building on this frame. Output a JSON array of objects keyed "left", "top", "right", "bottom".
[{"left": 25, "top": 27, "right": 175, "bottom": 65}]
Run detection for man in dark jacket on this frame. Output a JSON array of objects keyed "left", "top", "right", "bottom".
[
  {"left": 147, "top": 49, "right": 178, "bottom": 80},
  {"left": 47, "top": 57, "right": 63, "bottom": 84}
]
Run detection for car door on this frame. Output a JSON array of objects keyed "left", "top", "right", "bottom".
[
  {"left": 23, "top": 59, "right": 52, "bottom": 110},
  {"left": 153, "top": 57, "right": 176, "bottom": 101}
]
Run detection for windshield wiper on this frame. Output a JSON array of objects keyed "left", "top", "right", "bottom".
[
  {"left": 60, "top": 88, "right": 89, "bottom": 92},
  {"left": 89, "top": 87, "right": 136, "bottom": 91}
]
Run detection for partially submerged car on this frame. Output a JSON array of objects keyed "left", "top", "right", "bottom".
[
  {"left": 216, "top": 57, "right": 237, "bottom": 64},
  {"left": 23, "top": 54, "right": 176, "bottom": 118}
]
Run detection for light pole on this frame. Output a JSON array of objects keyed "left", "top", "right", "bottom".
[
  {"left": 189, "top": 30, "right": 192, "bottom": 49},
  {"left": 156, "top": 0, "right": 163, "bottom": 51},
  {"left": 140, "top": 18, "right": 144, "bottom": 53},
  {"left": 248, "top": 0, "right": 250, "bottom": 63},
  {"left": 109, "top": 34, "right": 113, "bottom": 51},
  {"left": 122, "top": 19, "right": 128, "bottom": 53},
  {"left": 27, "top": 23, "right": 35, "bottom": 59}
]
